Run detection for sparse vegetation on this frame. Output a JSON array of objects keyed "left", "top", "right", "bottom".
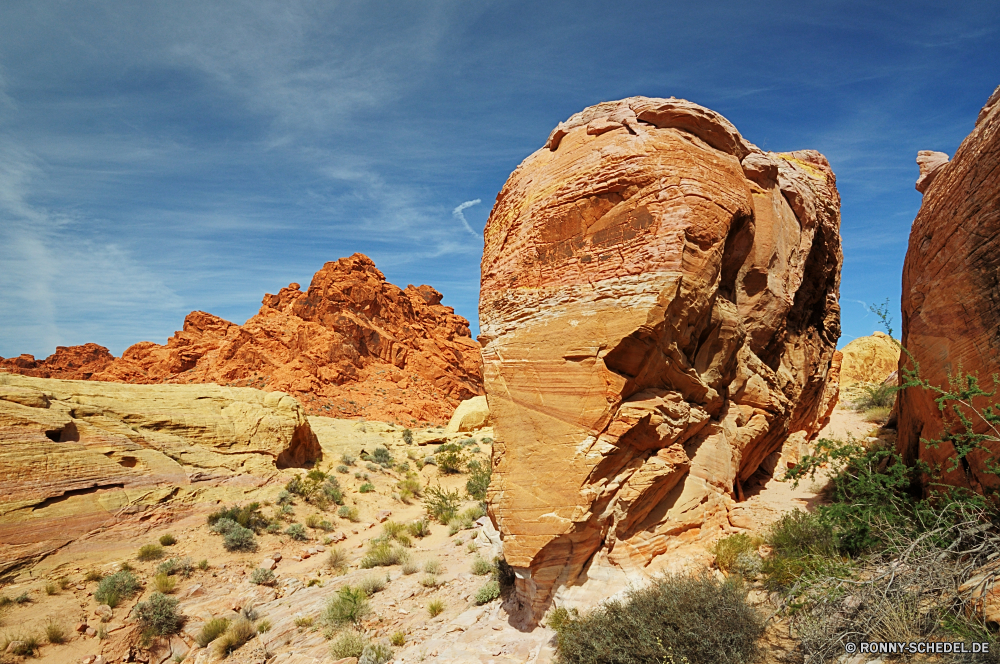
[
  {"left": 327, "top": 547, "right": 349, "bottom": 574},
  {"left": 154, "top": 572, "right": 177, "bottom": 593},
  {"left": 213, "top": 617, "right": 256, "bottom": 658},
  {"left": 44, "top": 581, "right": 58, "bottom": 595},
  {"left": 286, "top": 470, "right": 345, "bottom": 509},
  {"left": 256, "top": 619, "right": 271, "bottom": 633},
  {"left": 95, "top": 570, "right": 141, "bottom": 607},
  {"left": 360, "top": 540, "right": 409, "bottom": 568},
  {"left": 330, "top": 629, "right": 367, "bottom": 659},
  {"left": 551, "top": 573, "right": 763, "bottom": 664},
  {"left": 466, "top": 459, "right": 491, "bottom": 500},
  {"left": 197, "top": 559, "right": 209, "bottom": 571},
  {"left": 401, "top": 560, "right": 419, "bottom": 575},
  {"left": 250, "top": 568, "right": 276, "bottom": 586},
  {"left": 84, "top": 569, "right": 104, "bottom": 582},
  {"left": 471, "top": 556, "right": 492, "bottom": 575},
  {"left": 372, "top": 446, "right": 393, "bottom": 468},
  {"left": 401, "top": 428, "right": 413, "bottom": 445},
  {"left": 159, "top": 533, "right": 177, "bottom": 546},
  {"left": 390, "top": 631, "right": 406, "bottom": 646},
  {"left": 44, "top": 618, "right": 66, "bottom": 644},
  {"left": 423, "top": 484, "right": 461, "bottom": 524},
  {"left": 435, "top": 442, "right": 466, "bottom": 473},
  {"left": 474, "top": 579, "right": 500, "bottom": 605},
  {"left": 285, "top": 522, "right": 308, "bottom": 540},
  {"left": 338, "top": 505, "right": 360, "bottom": 522},
  {"left": 359, "top": 482, "right": 375, "bottom": 493},
  {"left": 427, "top": 599, "right": 445, "bottom": 617},
  {"left": 712, "top": 533, "right": 763, "bottom": 576},
  {"left": 419, "top": 574, "right": 440, "bottom": 588},
  {"left": 195, "top": 617, "right": 230, "bottom": 647},
  {"left": 358, "top": 574, "right": 388, "bottom": 596},
  {"left": 324, "top": 585, "right": 370, "bottom": 625},
  {"left": 2, "top": 633, "right": 40, "bottom": 656},
  {"left": 407, "top": 518, "right": 431, "bottom": 538},
  {"left": 360, "top": 642, "right": 395, "bottom": 664},
  {"left": 132, "top": 592, "right": 184, "bottom": 637},
  {"left": 207, "top": 503, "right": 268, "bottom": 533},
  {"left": 156, "top": 557, "right": 194, "bottom": 577},
  {"left": 137, "top": 543, "right": 165, "bottom": 561},
  {"left": 423, "top": 559, "right": 442, "bottom": 575},
  {"left": 341, "top": 453, "right": 357, "bottom": 466},
  {"left": 294, "top": 615, "right": 314, "bottom": 628}
]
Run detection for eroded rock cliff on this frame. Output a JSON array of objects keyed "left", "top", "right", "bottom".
[
  {"left": 897, "top": 85, "right": 1000, "bottom": 494},
  {"left": 480, "top": 97, "right": 842, "bottom": 618},
  {"left": 0, "top": 373, "right": 319, "bottom": 578},
  {"left": 1, "top": 254, "right": 483, "bottom": 425}
]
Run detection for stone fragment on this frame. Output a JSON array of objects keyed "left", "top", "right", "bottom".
[
  {"left": 482, "top": 96, "right": 842, "bottom": 619},
  {"left": 94, "top": 604, "right": 113, "bottom": 620},
  {"left": 914, "top": 150, "right": 950, "bottom": 193},
  {"left": 76, "top": 622, "right": 89, "bottom": 633},
  {"left": 898, "top": 84, "right": 1000, "bottom": 495},
  {"left": 376, "top": 510, "right": 392, "bottom": 523}
]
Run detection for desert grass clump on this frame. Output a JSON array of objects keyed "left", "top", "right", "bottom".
[
  {"left": 284, "top": 523, "right": 308, "bottom": 541},
  {"left": 360, "top": 642, "right": 395, "bottom": 664},
  {"left": 324, "top": 586, "right": 370, "bottom": 626},
  {"left": 95, "top": 570, "right": 141, "bottom": 608},
  {"left": 401, "top": 560, "right": 419, "bottom": 575},
  {"left": 407, "top": 518, "right": 431, "bottom": 539},
  {"left": 423, "top": 559, "right": 442, "bottom": 575},
  {"left": 338, "top": 505, "right": 360, "bottom": 522},
  {"left": 390, "top": 631, "right": 406, "bottom": 646},
  {"left": 13, "top": 591, "right": 31, "bottom": 605},
  {"left": 57, "top": 576, "right": 71, "bottom": 590},
  {"left": 213, "top": 521, "right": 257, "bottom": 552},
  {"left": 359, "top": 482, "right": 375, "bottom": 493},
  {"left": 84, "top": 569, "right": 104, "bottom": 582},
  {"left": 359, "top": 541, "right": 409, "bottom": 569},
  {"left": 712, "top": 533, "right": 764, "bottom": 577},
  {"left": 207, "top": 502, "right": 268, "bottom": 533},
  {"left": 294, "top": 615, "right": 314, "bottom": 628},
  {"left": 2, "top": 633, "right": 40, "bottom": 656},
  {"left": 250, "top": 568, "right": 276, "bottom": 586},
  {"left": 213, "top": 617, "right": 256, "bottom": 658},
  {"left": 465, "top": 459, "right": 491, "bottom": 501},
  {"left": 340, "top": 453, "right": 357, "bottom": 467},
  {"left": 256, "top": 619, "right": 271, "bottom": 633},
  {"left": 427, "top": 599, "right": 445, "bottom": 617},
  {"left": 326, "top": 547, "right": 349, "bottom": 574},
  {"left": 551, "top": 573, "right": 764, "bottom": 664},
  {"left": 44, "top": 581, "right": 58, "bottom": 595},
  {"left": 330, "top": 629, "right": 367, "bottom": 659},
  {"left": 132, "top": 592, "right": 184, "bottom": 637},
  {"left": 154, "top": 572, "right": 177, "bottom": 594},
  {"left": 358, "top": 575, "right": 387, "bottom": 596},
  {"left": 44, "top": 618, "right": 67, "bottom": 644},
  {"left": 137, "top": 543, "right": 165, "bottom": 561},
  {"left": 474, "top": 579, "right": 500, "bottom": 605},
  {"left": 156, "top": 557, "right": 194, "bottom": 577},
  {"left": 159, "top": 533, "right": 177, "bottom": 546},
  {"left": 195, "top": 617, "right": 230, "bottom": 647},
  {"left": 419, "top": 574, "right": 440, "bottom": 588},
  {"left": 197, "top": 559, "right": 209, "bottom": 571},
  {"left": 471, "top": 556, "right": 492, "bottom": 576}
]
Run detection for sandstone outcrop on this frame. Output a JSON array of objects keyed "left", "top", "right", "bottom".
[
  {"left": 445, "top": 395, "right": 490, "bottom": 433},
  {"left": 0, "top": 373, "right": 319, "bottom": 578},
  {"left": 839, "top": 332, "right": 901, "bottom": 389},
  {"left": 0, "top": 254, "right": 483, "bottom": 425},
  {"left": 897, "top": 85, "right": 1000, "bottom": 494},
  {"left": 480, "top": 96, "right": 842, "bottom": 618}
]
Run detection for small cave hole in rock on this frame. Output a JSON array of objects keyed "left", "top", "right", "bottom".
[
  {"left": 44, "top": 422, "right": 80, "bottom": 442},
  {"left": 116, "top": 456, "right": 139, "bottom": 468}
]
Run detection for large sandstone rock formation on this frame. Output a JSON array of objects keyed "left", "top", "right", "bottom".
[
  {"left": 1, "top": 254, "right": 483, "bottom": 424},
  {"left": 839, "top": 332, "right": 901, "bottom": 389},
  {"left": 0, "top": 373, "right": 320, "bottom": 578},
  {"left": 897, "top": 85, "right": 1000, "bottom": 494},
  {"left": 480, "top": 97, "right": 842, "bottom": 618}
]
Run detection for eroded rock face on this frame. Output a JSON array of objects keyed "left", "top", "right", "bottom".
[
  {"left": 480, "top": 96, "right": 842, "bottom": 618},
  {"left": 0, "top": 343, "right": 115, "bottom": 380},
  {"left": 0, "top": 373, "right": 319, "bottom": 578},
  {"left": 898, "top": 85, "right": 1000, "bottom": 494},
  {"left": 1, "top": 254, "right": 483, "bottom": 424},
  {"left": 839, "top": 332, "right": 901, "bottom": 389}
]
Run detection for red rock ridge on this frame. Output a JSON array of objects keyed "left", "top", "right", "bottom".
[
  {"left": 1, "top": 254, "right": 483, "bottom": 424},
  {"left": 897, "top": 85, "right": 1000, "bottom": 493}
]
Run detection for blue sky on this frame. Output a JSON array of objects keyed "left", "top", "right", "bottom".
[{"left": 1, "top": 1, "right": 998, "bottom": 358}]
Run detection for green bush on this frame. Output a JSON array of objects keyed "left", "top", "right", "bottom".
[
  {"left": 466, "top": 460, "right": 492, "bottom": 500},
  {"left": 372, "top": 446, "right": 393, "bottom": 467},
  {"left": 407, "top": 518, "right": 431, "bottom": 538},
  {"left": 223, "top": 524, "right": 258, "bottom": 552},
  {"left": 137, "top": 543, "right": 165, "bottom": 561},
  {"left": 474, "top": 579, "right": 500, "bottom": 605},
  {"left": 276, "top": 490, "right": 293, "bottom": 505},
  {"left": 471, "top": 556, "right": 493, "bottom": 576},
  {"left": 330, "top": 629, "right": 367, "bottom": 659},
  {"left": 712, "top": 534, "right": 761, "bottom": 573},
  {"left": 359, "top": 482, "right": 375, "bottom": 493},
  {"left": 341, "top": 453, "right": 357, "bottom": 466},
  {"left": 423, "top": 484, "right": 461, "bottom": 524},
  {"left": 44, "top": 618, "right": 67, "bottom": 644},
  {"left": 492, "top": 557, "right": 515, "bottom": 599},
  {"left": 336, "top": 464, "right": 350, "bottom": 474},
  {"left": 208, "top": 503, "right": 268, "bottom": 533},
  {"left": 159, "top": 533, "right": 177, "bottom": 546},
  {"left": 853, "top": 381, "right": 897, "bottom": 411},
  {"left": 358, "top": 574, "right": 387, "bottom": 596},
  {"left": 250, "top": 568, "right": 276, "bottom": 586},
  {"left": 285, "top": 523, "right": 308, "bottom": 541},
  {"left": 195, "top": 617, "right": 230, "bottom": 647},
  {"left": 435, "top": 443, "right": 466, "bottom": 474},
  {"left": 95, "top": 570, "right": 141, "bottom": 607},
  {"left": 360, "top": 541, "right": 409, "bottom": 568},
  {"left": 427, "top": 599, "right": 445, "bottom": 617},
  {"left": 401, "top": 429, "right": 413, "bottom": 445},
  {"left": 552, "top": 574, "right": 764, "bottom": 664},
  {"left": 338, "top": 505, "right": 360, "bottom": 522},
  {"left": 324, "top": 586, "right": 370, "bottom": 625},
  {"left": 132, "top": 592, "right": 184, "bottom": 636},
  {"left": 156, "top": 557, "right": 194, "bottom": 577}
]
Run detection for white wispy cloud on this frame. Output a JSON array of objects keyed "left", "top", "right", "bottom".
[{"left": 452, "top": 199, "right": 482, "bottom": 238}]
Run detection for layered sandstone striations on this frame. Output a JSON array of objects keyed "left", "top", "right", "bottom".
[
  {"left": 480, "top": 97, "right": 842, "bottom": 617},
  {"left": 1, "top": 254, "right": 483, "bottom": 424},
  {"left": 0, "top": 373, "right": 320, "bottom": 577},
  {"left": 897, "top": 85, "right": 1000, "bottom": 494}
]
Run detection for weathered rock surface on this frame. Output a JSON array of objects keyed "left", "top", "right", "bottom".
[
  {"left": 0, "top": 254, "right": 483, "bottom": 425},
  {"left": 445, "top": 395, "right": 490, "bottom": 433},
  {"left": 0, "top": 373, "right": 319, "bottom": 577},
  {"left": 897, "top": 85, "right": 1000, "bottom": 494},
  {"left": 839, "top": 332, "right": 900, "bottom": 389},
  {"left": 915, "top": 150, "right": 950, "bottom": 194},
  {"left": 480, "top": 96, "right": 842, "bottom": 618}
]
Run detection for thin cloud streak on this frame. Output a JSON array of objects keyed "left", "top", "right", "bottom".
[{"left": 452, "top": 199, "right": 482, "bottom": 238}]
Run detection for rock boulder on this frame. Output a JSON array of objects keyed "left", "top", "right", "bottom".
[
  {"left": 839, "top": 332, "right": 901, "bottom": 389},
  {"left": 480, "top": 96, "right": 842, "bottom": 618},
  {"left": 897, "top": 85, "right": 1000, "bottom": 494}
]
